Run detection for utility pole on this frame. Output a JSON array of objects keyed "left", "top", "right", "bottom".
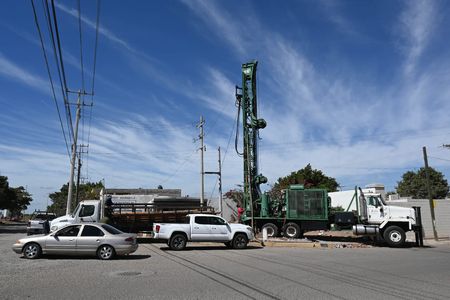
[
  {"left": 423, "top": 146, "right": 439, "bottom": 241},
  {"left": 66, "top": 94, "right": 82, "bottom": 215},
  {"left": 75, "top": 157, "right": 82, "bottom": 205},
  {"left": 205, "top": 147, "right": 223, "bottom": 215},
  {"left": 197, "top": 116, "right": 205, "bottom": 207}
]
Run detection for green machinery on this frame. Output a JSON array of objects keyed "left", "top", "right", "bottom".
[{"left": 235, "top": 61, "right": 330, "bottom": 238}]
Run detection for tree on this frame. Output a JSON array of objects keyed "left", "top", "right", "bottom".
[
  {"left": 0, "top": 176, "right": 32, "bottom": 216},
  {"left": 269, "top": 164, "right": 339, "bottom": 199},
  {"left": 396, "top": 167, "right": 449, "bottom": 199},
  {"left": 48, "top": 181, "right": 104, "bottom": 216},
  {"left": 224, "top": 188, "right": 243, "bottom": 206}
]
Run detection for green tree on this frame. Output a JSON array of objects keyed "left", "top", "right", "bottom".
[
  {"left": 269, "top": 164, "right": 339, "bottom": 199},
  {"left": 0, "top": 176, "right": 9, "bottom": 209},
  {"left": 224, "top": 188, "right": 243, "bottom": 206},
  {"left": 0, "top": 176, "right": 32, "bottom": 216},
  {"left": 48, "top": 181, "right": 104, "bottom": 216},
  {"left": 396, "top": 167, "right": 449, "bottom": 199}
]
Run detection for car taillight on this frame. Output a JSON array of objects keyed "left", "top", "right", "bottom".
[
  {"left": 125, "top": 237, "right": 134, "bottom": 242},
  {"left": 155, "top": 225, "right": 160, "bottom": 233}
]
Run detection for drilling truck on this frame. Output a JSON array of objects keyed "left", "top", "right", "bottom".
[{"left": 235, "top": 61, "right": 423, "bottom": 247}]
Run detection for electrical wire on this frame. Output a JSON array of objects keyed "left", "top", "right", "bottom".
[
  {"left": 43, "top": 0, "right": 74, "bottom": 142},
  {"left": 77, "top": 0, "right": 85, "bottom": 93},
  {"left": 31, "top": 0, "right": 71, "bottom": 159},
  {"left": 50, "top": 0, "right": 75, "bottom": 140}
]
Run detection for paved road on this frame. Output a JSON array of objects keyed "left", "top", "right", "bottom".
[{"left": 1, "top": 233, "right": 449, "bottom": 300}]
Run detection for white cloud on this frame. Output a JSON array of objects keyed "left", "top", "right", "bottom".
[
  {"left": 181, "top": 0, "right": 450, "bottom": 192},
  {"left": 0, "top": 53, "right": 49, "bottom": 94},
  {"left": 397, "top": 0, "right": 437, "bottom": 76}
]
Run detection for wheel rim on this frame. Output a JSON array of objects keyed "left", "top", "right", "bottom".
[
  {"left": 286, "top": 226, "right": 297, "bottom": 237},
  {"left": 389, "top": 231, "right": 402, "bottom": 243},
  {"left": 173, "top": 237, "right": 185, "bottom": 249},
  {"left": 265, "top": 227, "right": 274, "bottom": 237},
  {"left": 100, "top": 246, "right": 113, "bottom": 259},
  {"left": 235, "top": 235, "right": 246, "bottom": 247},
  {"left": 25, "top": 244, "right": 38, "bottom": 258}
]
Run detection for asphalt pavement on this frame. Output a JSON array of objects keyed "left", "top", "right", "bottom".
[{"left": 1, "top": 232, "right": 450, "bottom": 300}]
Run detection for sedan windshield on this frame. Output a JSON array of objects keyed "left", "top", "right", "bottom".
[{"left": 101, "top": 224, "right": 123, "bottom": 235}]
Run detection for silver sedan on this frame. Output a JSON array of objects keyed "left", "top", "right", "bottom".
[{"left": 12, "top": 223, "right": 138, "bottom": 260}]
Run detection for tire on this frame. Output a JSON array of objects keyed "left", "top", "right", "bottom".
[
  {"left": 383, "top": 226, "right": 406, "bottom": 247},
  {"left": 232, "top": 233, "right": 248, "bottom": 249},
  {"left": 261, "top": 223, "right": 278, "bottom": 238},
  {"left": 169, "top": 234, "right": 187, "bottom": 251},
  {"left": 97, "top": 245, "right": 115, "bottom": 260},
  {"left": 224, "top": 241, "right": 233, "bottom": 248},
  {"left": 283, "top": 222, "right": 301, "bottom": 239},
  {"left": 23, "top": 242, "right": 41, "bottom": 259}
]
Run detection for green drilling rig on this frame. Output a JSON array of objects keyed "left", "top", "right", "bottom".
[{"left": 235, "top": 61, "right": 330, "bottom": 238}]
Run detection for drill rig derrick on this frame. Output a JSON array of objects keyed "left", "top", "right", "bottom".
[{"left": 235, "top": 61, "right": 267, "bottom": 228}]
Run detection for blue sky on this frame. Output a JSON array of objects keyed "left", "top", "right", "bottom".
[{"left": 1, "top": 0, "right": 450, "bottom": 212}]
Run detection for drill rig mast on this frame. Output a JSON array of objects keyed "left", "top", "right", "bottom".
[{"left": 235, "top": 61, "right": 267, "bottom": 227}]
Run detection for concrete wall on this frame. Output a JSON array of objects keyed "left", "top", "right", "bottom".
[{"left": 387, "top": 199, "right": 450, "bottom": 239}]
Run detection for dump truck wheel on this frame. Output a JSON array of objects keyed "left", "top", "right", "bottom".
[
  {"left": 261, "top": 223, "right": 278, "bottom": 237},
  {"left": 383, "top": 226, "right": 406, "bottom": 247},
  {"left": 283, "top": 223, "right": 301, "bottom": 239}
]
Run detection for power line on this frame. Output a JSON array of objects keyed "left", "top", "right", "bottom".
[
  {"left": 77, "top": 0, "right": 85, "bottom": 93},
  {"left": 31, "top": 0, "right": 70, "bottom": 159},
  {"left": 50, "top": 0, "right": 75, "bottom": 140},
  {"left": 42, "top": 0, "right": 73, "bottom": 143},
  {"left": 90, "top": 0, "right": 101, "bottom": 97}
]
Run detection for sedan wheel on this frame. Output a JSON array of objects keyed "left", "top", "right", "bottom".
[
  {"left": 97, "top": 245, "right": 115, "bottom": 260},
  {"left": 24, "top": 243, "right": 41, "bottom": 259}
]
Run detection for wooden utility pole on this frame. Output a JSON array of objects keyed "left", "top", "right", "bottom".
[{"left": 422, "top": 146, "right": 439, "bottom": 241}]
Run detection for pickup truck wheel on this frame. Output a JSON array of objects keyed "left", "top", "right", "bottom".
[
  {"left": 23, "top": 243, "right": 41, "bottom": 259},
  {"left": 261, "top": 223, "right": 278, "bottom": 238},
  {"left": 169, "top": 234, "right": 187, "bottom": 251},
  {"left": 232, "top": 233, "right": 248, "bottom": 249},
  {"left": 283, "top": 223, "right": 301, "bottom": 239},
  {"left": 383, "top": 226, "right": 406, "bottom": 247},
  {"left": 97, "top": 245, "right": 115, "bottom": 260}
]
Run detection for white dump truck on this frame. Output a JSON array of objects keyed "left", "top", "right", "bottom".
[{"left": 349, "top": 188, "right": 423, "bottom": 247}]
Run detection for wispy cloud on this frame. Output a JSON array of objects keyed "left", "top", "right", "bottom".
[
  {"left": 181, "top": 0, "right": 450, "bottom": 190},
  {"left": 55, "top": 2, "right": 158, "bottom": 65},
  {"left": 397, "top": 0, "right": 438, "bottom": 76},
  {"left": 0, "top": 52, "right": 49, "bottom": 94}
]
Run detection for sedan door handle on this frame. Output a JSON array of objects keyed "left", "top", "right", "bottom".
[{"left": 194, "top": 227, "right": 199, "bottom": 229}]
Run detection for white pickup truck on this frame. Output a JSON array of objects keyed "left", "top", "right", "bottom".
[{"left": 153, "top": 214, "right": 254, "bottom": 250}]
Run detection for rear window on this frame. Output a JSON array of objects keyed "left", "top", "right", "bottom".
[
  {"left": 101, "top": 224, "right": 123, "bottom": 235},
  {"left": 33, "top": 214, "right": 56, "bottom": 221}
]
